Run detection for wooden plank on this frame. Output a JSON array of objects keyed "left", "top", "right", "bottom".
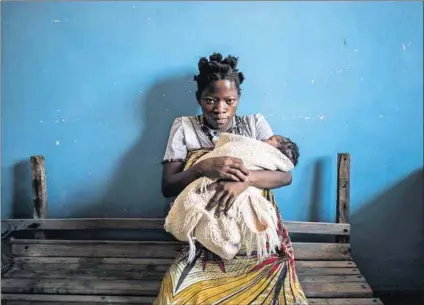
[
  {"left": 13, "top": 256, "right": 174, "bottom": 265},
  {"left": 1, "top": 300, "right": 384, "bottom": 305},
  {"left": 12, "top": 263, "right": 168, "bottom": 273},
  {"left": 1, "top": 300, "right": 383, "bottom": 305},
  {"left": 11, "top": 260, "right": 360, "bottom": 276},
  {"left": 3, "top": 268, "right": 166, "bottom": 280},
  {"left": 336, "top": 153, "right": 350, "bottom": 243},
  {"left": 11, "top": 242, "right": 181, "bottom": 259},
  {"left": 304, "top": 282, "right": 373, "bottom": 298},
  {"left": 2, "top": 237, "right": 13, "bottom": 274},
  {"left": 299, "top": 275, "right": 366, "bottom": 283},
  {"left": 4, "top": 266, "right": 363, "bottom": 280},
  {"left": 295, "top": 261, "right": 356, "bottom": 268},
  {"left": 297, "top": 268, "right": 361, "bottom": 276},
  {"left": 12, "top": 263, "right": 361, "bottom": 276},
  {"left": 308, "top": 299, "right": 383, "bottom": 305},
  {"left": 294, "top": 242, "right": 351, "bottom": 260},
  {"left": 1, "top": 294, "right": 383, "bottom": 305},
  {"left": 10, "top": 240, "right": 351, "bottom": 261},
  {"left": 285, "top": 220, "right": 350, "bottom": 235},
  {"left": 1, "top": 218, "right": 350, "bottom": 235},
  {"left": 1, "top": 302, "right": 145, "bottom": 305},
  {"left": 1, "top": 278, "right": 373, "bottom": 298},
  {"left": 11, "top": 258, "right": 360, "bottom": 278},
  {"left": 13, "top": 257, "right": 357, "bottom": 268},
  {"left": 30, "top": 156, "right": 48, "bottom": 220},
  {"left": 1, "top": 294, "right": 153, "bottom": 304}
]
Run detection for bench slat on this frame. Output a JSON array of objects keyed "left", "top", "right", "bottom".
[
  {"left": 13, "top": 257, "right": 357, "bottom": 268},
  {"left": 11, "top": 263, "right": 361, "bottom": 276},
  {"left": 4, "top": 267, "right": 365, "bottom": 281},
  {"left": 11, "top": 240, "right": 351, "bottom": 261},
  {"left": 2, "top": 218, "right": 350, "bottom": 235},
  {"left": 1, "top": 294, "right": 383, "bottom": 305},
  {"left": 1, "top": 300, "right": 384, "bottom": 305},
  {"left": 308, "top": 300, "right": 383, "bottom": 305},
  {"left": 1, "top": 278, "right": 373, "bottom": 298}
]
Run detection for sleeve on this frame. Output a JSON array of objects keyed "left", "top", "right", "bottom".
[
  {"left": 254, "top": 113, "right": 274, "bottom": 141},
  {"left": 162, "top": 117, "right": 188, "bottom": 164}
]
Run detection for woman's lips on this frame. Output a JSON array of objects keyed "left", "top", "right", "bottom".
[
  {"left": 213, "top": 116, "right": 228, "bottom": 122},
  {"left": 206, "top": 116, "right": 229, "bottom": 127},
  {"left": 216, "top": 118, "right": 228, "bottom": 123}
]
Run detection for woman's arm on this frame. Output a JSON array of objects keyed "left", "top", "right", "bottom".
[
  {"left": 162, "top": 157, "right": 250, "bottom": 198},
  {"left": 205, "top": 170, "right": 292, "bottom": 216},
  {"left": 248, "top": 170, "right": 292, "bottom": 189},
  {"left": 162, "top": 162, "right": 203, "bottom": 198}
]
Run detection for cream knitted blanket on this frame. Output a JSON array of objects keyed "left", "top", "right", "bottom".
[{"left": 164, "top": 133, "right": 294, "bottom": 263}]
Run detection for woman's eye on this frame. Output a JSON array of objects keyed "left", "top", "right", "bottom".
[
  {"left": 204, "top": 98, "right": 215, "bottom": 104},
  {"left": 226, "top": 99, "right": 236, "bottom": 104}
]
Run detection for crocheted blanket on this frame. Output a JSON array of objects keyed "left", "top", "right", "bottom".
[{"left": 164, "top": 133, "right": 294, "bottom": 262}]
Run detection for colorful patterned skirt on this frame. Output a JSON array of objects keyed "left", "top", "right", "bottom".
[{"left": 154, "top": 150, "right": 308, "bottom": 305}]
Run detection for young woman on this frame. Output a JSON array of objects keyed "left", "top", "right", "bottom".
[{"left": 154, "top": 53, "right": 307, "bottom": 305}]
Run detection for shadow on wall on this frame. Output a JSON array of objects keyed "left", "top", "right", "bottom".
[
  {"left": 351, "top": 168, "right": 424, "bottom": 293},
  {"left": 308, "top": 157, "right": 329, "bottom": 222},
  {"left": 290, "top": 157, "right": 335, "bottom": 242},
  {"left": 12, "top": 161, "right": 33, "bottom": 218},
  {"left": 73, "top": 73, "right": 199, "bottom": 218}
]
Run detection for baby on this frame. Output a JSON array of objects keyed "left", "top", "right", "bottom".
[
  {"left": 266, "top": 135, "right": 300, "bottom": 167},
  {"left": 165, "top": 133, "right": 300, "bottom": 262}
]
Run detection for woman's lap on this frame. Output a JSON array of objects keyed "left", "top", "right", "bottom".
[{"left": 153, "top": 224, "right": 308, "bottom": 305}]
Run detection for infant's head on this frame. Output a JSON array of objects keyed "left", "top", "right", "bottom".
[{"left": 266, "top": 135, "right": 299, "bottom": 166}]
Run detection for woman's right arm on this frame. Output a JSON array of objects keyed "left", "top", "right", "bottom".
[
  {"left": 162, "top": 158, "right": 250, "bottom": 198},
  {"left": 162, "top": 162, "right": 203, "bottom": 198}
]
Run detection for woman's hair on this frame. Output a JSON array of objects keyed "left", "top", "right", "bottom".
[{"left": 194, "top": 52, "right": 245, "bottom": 100}]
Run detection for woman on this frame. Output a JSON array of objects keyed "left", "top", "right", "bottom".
[{"left": 154, "top": 53, "right": 307, "bottom": 305}]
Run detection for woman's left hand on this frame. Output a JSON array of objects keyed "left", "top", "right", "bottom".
[{"left": 205, "top": 181, "right": 250, "bottom": 217}]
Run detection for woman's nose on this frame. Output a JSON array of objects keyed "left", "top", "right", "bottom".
[{"left": 214, "top": 101, "right": 227, "bottom": 113}]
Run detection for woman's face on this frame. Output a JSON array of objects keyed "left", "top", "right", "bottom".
[{"left": 198, "top": 80, "right": 239, "bottom": 131}]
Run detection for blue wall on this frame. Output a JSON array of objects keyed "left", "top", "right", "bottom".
[{"left": 2, "top": 1, "right": 423, "bottom": 291}]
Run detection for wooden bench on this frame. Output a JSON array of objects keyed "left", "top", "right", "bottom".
[{"left": 1, "top": 154, "right": 383, "bottom": 305}]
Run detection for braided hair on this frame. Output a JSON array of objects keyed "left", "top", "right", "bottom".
[{"left": 194, "top": 52, "right": 245, "bottom": 101}]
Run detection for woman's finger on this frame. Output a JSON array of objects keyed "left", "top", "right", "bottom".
[
  {"left": 206, "top": 183, "right": 218, "bottom": 192},
  {"left": 223, "top": 196, "right": 236, "bottom": 215},
  {"left": 223, "top": 172, "right": 242, "bottom": 182},
  {"left": 228, "top": 157, "right": 243, "bottom": 164},
  {"left": 205, "top": 192, "right": 219, "bottom": 210},
  {"left": 206, "top": 189, "right": 224, "bottom": 210},
  {"left": 226, "top": 168, "right": 248, "bottom": 182},
  {"left": 216, "top": 194, "right": 231, "bottom": 217},
  {"left": 205, "top": 199, "right": 217, "bottom": 211},
  {"left": 230, "top": 163, "right": 250, "bottom": 176}
]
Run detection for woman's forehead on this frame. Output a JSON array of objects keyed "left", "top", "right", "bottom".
[{"left": 203, "top": 80, "right": 238, "bottom": 96}]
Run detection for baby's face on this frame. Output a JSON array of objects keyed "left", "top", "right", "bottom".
[
  {"left": 266, "top": 135, "right": 286, "bottom": 148},
  {"left": 266, "top": 135, "right": 297, "bottom": 165}
]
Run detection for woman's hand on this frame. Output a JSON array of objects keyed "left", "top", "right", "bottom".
[
  {"left": 205, "top": 181, "right": 250, "bottom": 217},
  {"left": 195, "top": 157, "right": 250, "bottom": 182}
]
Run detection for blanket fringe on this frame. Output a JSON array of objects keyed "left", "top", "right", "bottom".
[{"left": 238, "top": 194, "right": 281, "bottom": 261}]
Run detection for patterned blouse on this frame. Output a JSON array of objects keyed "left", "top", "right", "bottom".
[{"left": 162, "top": 113, "right": 274, "bottom": 164}]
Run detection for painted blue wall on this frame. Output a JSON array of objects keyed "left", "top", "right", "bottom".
[{"left": 1, "top": 1, "right": 423, "bottom": 291}]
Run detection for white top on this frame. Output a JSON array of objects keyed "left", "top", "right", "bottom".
[{"left": 162, "top": 113, "right": 274, "bottom": 163}]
